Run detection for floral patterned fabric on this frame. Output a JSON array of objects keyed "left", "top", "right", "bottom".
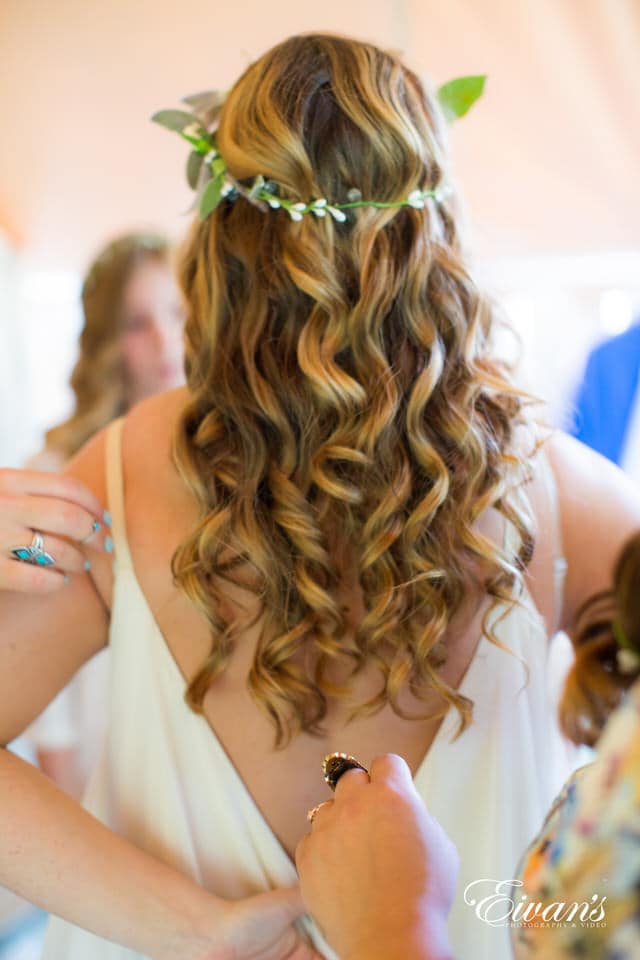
[{"left": 514, "top": 678, "right": 640, "bottom": 958}]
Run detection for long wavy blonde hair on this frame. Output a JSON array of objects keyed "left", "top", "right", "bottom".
[
  {"left": 171, "top": 33, "right": 536, "bottom": 747},
  {"left": 45, "top": 233, "right": 170, "bottom": 460}
]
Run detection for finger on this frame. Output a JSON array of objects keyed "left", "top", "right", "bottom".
[
  {"left": 284, "top": 938, "right": 326, "bottom": 959},
  {"left": 2, "top": 495, "right": 108, "bottom": 550},
  {"left": 294, "top": 832, "right": 309, "bottom": 871},
  {"left": 265, "top": 927, "right": 323, "bottom": 960},
  {"left": 258, "top": 884, "right": 306, "bottom": 922},
  {"left": 0, "top": 468, "right": 106, "bottom": 520},
  {"left": 306, "top": 798, "right": 334, "bottom": 827},
  {"left": 0, "top": 556, "right": 66, "bottom": 593},
  {"left": 369, "top": 753, "right": 414, "bottom": 788},
  {"left": 333, "top": 766, "right": 370, "bottom": 799}
]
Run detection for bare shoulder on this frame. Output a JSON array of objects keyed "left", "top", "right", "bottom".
[
  {"left": 545, "top": 431, "right": 640, "bottom": 628},
  {"left": 59, "top": 389, "right": 189, "bottom": 584},
  {"left": 121, "top": 386, "right": 190, "bottom": 471},
  {"left": 64, "top": 425, "right": 109, "bottom": 506}
]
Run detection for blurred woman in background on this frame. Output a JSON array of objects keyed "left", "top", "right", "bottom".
[{"left": 34, "top": 231, "right": 184, "bottom": 471}]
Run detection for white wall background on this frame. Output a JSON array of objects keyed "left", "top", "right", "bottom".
[{"left": 0, "top": 244, "right": 82, "bottom": 465}]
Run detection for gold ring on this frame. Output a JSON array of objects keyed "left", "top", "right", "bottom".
[{"left": 306, "top": 800, "right": 333, "bottom": 825}]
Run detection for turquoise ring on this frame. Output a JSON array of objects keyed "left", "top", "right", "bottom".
[
  {"left": 10, "top": 531, "right": 56, "bottom": 567},
  {"left": 80, "top": 518, "right": 101, "bottom": 544}
]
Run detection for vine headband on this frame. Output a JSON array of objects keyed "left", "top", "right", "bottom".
[{"left": 151, "top": 74, "right": 486, "bottom": 222}]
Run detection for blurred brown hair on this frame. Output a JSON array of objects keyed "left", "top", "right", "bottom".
[
  {"left": 45, "top": 232, "right": 170, "bottom": 460},
  {"left": 559, "top": 531, "right": 640, "bottom": 747}
]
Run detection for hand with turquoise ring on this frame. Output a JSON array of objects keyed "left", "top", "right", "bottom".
[{"left": 0, "top": 467, "right": 113, "bottom": 592}]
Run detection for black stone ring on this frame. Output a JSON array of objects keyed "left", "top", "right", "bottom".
[{"left": 322, "top": 752, "right": 369, "bottom": 792}]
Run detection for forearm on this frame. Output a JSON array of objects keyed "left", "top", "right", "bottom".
[
  {"left": 346, "top": 946, "right": 454, "bottom": 960},
  {"left": 343, "top": 918, "right": 455, "bottom": 960},
  {"left": 0, "top": 747, "right": 221, "bottom": 960}
]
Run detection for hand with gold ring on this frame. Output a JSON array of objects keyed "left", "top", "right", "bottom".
[
  {"left": 0, "top": 467, "right": 112, "bottom": 592},
  {"left": 306, "top": 751, "right": 370, "bottom": 827},
  {"left": 296, "top": 753, "right": 458, "bottom": 960},
  {"left": 305, "top": 751, "right": 370, "bottom": 827}
]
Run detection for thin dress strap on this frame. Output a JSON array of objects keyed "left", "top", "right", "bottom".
[
  {"left": 105, "top": 417, "right": 133, "bottom": 571},
  {"left": 501, "top": 450, "right": 567, "bottom": 631}
]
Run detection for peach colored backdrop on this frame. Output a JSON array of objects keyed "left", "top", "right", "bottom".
[{"left": 2, "top": 0, "right": 639, "bottom": 271}]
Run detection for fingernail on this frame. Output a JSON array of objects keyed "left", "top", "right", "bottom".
[
  {"left": 103, "top": 510, "right": 112, "bottom": 527},
  {"left": 63, "top": 574, "right": 70, "bottom": 585},
  {"left": 105, "top": 536, "right": 114, "bottom": 554},
  {"left": 84, "top": 559, "right": 92, "bottom": 571}
]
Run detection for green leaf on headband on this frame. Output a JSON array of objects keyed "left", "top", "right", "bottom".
[
  {"left": 151, "top": 109, "right": 199, "bottom": 134},
  {"left": 211, "top": 155, "right": 225, "bottom": 179},
  {"left": 436, "top": 75, "right": 486, "bottom": 122},
  {"left": 199, "top": 173, "right": 225, "bottom": 219},
  {"left": 186, "top": 151, "right": 204, "bottom": 190},
  {"left": 182, "top": 89, "right": 227, "bottom": 125}
]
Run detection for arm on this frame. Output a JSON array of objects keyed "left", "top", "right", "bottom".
[
  {"left": 0, "top": 748, "right": 229, "bottom": 959},
  {"left": 0, "top": 430, "right": 215, "bottom": 958},
  {"left": 546, "top": 432, "right": 640, "bottom": 631},
  {"left": 0, "top": 428, "right": 318, "bottom": 960}
]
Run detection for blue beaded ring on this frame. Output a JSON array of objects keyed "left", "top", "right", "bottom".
[{"left": 10, "top": 531, "right": 56, "bottom": 567}]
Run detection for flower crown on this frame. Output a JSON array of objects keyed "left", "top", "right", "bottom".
[{"left": 151, "top": 75, "right": 485, "bottom": 222}]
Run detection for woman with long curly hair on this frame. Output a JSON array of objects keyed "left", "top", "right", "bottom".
[{"left": 1, "top": 33, "right": 639, "bottom": 960}]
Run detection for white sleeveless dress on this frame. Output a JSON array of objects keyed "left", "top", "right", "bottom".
[{"left": 41, "top": 419, "right": 578, "bottom": 960}]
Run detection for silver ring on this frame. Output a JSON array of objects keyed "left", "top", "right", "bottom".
[
  {"left": 10, "top": 531, "right": 56, "bottom": 567},
  {"left": 80, "top": 519, "right": 101, "bottom": 544}
]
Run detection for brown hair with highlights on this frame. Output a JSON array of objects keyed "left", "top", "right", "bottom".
[{"left": 171, "top": 33, "right": 536, "bottom": 747}]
